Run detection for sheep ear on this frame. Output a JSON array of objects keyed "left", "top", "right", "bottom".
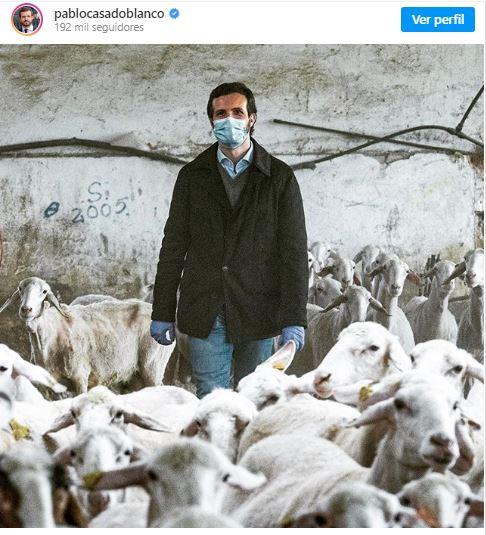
[
  {"left": 53, "top": 447, "right": 74, "bottom": 466},
  {"left": 180, "top": 419, "right": 200, "bottom": 437},
  {"left": 130, "top": 444, "right": 146, "bottom": 462},
  {"left": 345, "top": 399, "right": 394, "bottom": 427},
  {"left": 320, "top": 294, "right": 347, "bottom": 313},
  {"left": 368, "top": 297, "right": 390, "bottom": 316},
  {"left": 367, "top": 265, "right": 384, "bottom": 279},
  {"left": 122, "top": 409, "right": 173, "bottom": 433},
  {"left": 384, "top": 337, "right": 411, "bottom": 372},
  {"left": 9, "top": 348, "right": 67, "bottom": 393},
  {"left": 46, "top": 291, "right": 71, "bottom": 319},
  {"left": 91, "top": 462, "right": 148, "bottom": 491},
  {"left": 442, "top": 261, "right": 466, "bottom": 285},
  {"left": 223, "top": 466, "right": 266, "bottom": 491},
  {"left": 353, "top": 250, "right": 363, "bottom": 263},
  {"left": 44, "top": 411, "right": 75, "bottom": 434},
  {"left": 259, "top": 341, "right": 296, "bottom": 372},
  {"left": 406, "top": 270, "right": 421, "bottom": 285},
  {"left": 318, "top": 265, "right": 334, "bottom": 277},
  {"left": 451, "top": 418, "right": 476, "bottom": 476},
  {"left": 464, "top": 354, "right": 484, "bottom": 383},
  {"left": 0, "top": 289, "right": 20, "bottom": 314},
  {"left": 467, "top": 496, "right": 484, "bottom": 517}
]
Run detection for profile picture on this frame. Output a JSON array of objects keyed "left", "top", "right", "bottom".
[{"left": 12, "top": 3, "right": 43, "bottom": 35}]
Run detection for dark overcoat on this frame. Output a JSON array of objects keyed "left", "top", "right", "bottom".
[{"left": 151, "top": 138, "right": 308, "bottom": 343}]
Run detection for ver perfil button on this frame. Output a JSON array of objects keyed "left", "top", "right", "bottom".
[{"left": 401, "top": 7, "right": 475, "bottom": 32}]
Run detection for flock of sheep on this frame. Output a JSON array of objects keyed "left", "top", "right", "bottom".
[{"left": 0, "top": 243, "right": 483, "bottom": 528}]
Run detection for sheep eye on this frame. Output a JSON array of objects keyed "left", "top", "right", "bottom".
[
  {"left": 464, "top": 497, "right": 471, "bottom": 505},
  {"left": 452, "top": 365, "right": 463, "bottom": 374},
  {"left": 42, "top": 290, "right": 48, "bottom": 294},
  {"left": 394, "top": 398, "right": 406, "bottom": 410},
  {"left": 314, "top": 514, "right": 327, "bottom": 527},
  {"left": 369, "top": 345, "right": 379, "bottom": 352},
  {"left": 394, "top": 513, "right": 402, "bottom": 523},
  {"left": 70, "top": 409, "right": 76, "bottom": 418},
  {"left": 400, "top": 496, "right": 411, "bottom": 506},
  {"left": 70, "top": 450, "right": 76, "bottom": 458},
  {"left": 124, "top": 449, "right": 131, "bottom": 456},
  {"left": 453, "top": 401, "right": 459, "bottom": 410},
  {"left": 0, "top": 366, "right": 8, "bottom": 372},
  {"left": 222, "top": 474, "right": 230, "bottom": 483},
  {"left": 115, "top": 411, "right": 123, "bottom": 419},
  {"left": 148, "top": 470, "right": 158, "bottom": 481},
  {"left": 409, "top": 354, "right": 415, "bottom": 364},
  {"left": 267, "top": 394, "right": 279, "bottom": 404}
]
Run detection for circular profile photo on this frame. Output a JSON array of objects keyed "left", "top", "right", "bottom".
[{"left": 12, "top": 3, "right": 43, "bottom": 36}]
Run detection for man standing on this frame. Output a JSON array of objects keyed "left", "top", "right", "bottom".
[
  {"left": 15, "top": 6, "right": 40, "bottom": 34},
  {"left": 150, "top": 82, "right": 308, "bottom": 398}
]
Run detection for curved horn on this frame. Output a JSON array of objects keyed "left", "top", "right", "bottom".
[
  {"left": 368, "top": 297, "right": 392, "bottom": 316},
  {"left": 442, "top": 261, "right": 466, "bottom": 285},
  {"left": 353, "top": 250, "right": 363, "bottom": 263},
  {"left": 421, "top": 265, "right": 437, "bottom": 279},
  {"left": 0, "top": 289, "right": 20, "bottom": 314},
  {"left": 465, "top": 355, "right": 485, "bottom": 383},
  {"left": 320, "top": 294, "right": 347, "bottom": 313},
  {"left": 46, "top": 291, "right": 71, "bottom": 319},
  {"left": 317, "top": 265, "right": 334, "bottom": 277},
  {"left": 91, "top": 461, "right": 148, "bottom": 491}
]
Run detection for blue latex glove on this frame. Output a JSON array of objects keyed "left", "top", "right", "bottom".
[
  {"left": 150, "top": 320, "right": 176, "bottom": 345},
  {"left": 280, "top": 325, "right": 305, "bottom": 352}
]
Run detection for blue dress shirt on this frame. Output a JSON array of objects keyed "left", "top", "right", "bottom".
[{"left": 217, "top": 142, "right": 254, "bottom": 179}]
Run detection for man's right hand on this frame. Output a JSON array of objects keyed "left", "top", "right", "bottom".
[{"left": 150, "top": 320, "right": 176, "bottom": 345}]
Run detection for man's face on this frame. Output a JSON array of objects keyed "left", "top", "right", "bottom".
[
  {"left": 211, "top": 92, "right": 255, "bottom": 131},
  {"left": 19, "top": 10, "right": 34, "bottom": 27}
]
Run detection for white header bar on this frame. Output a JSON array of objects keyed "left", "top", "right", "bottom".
[{"left": 1, "top": 1, "right": 484, "bottom": 44}]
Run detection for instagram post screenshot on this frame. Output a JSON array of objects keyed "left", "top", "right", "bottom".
[{"left": 0, "top": 0, "right": 484, "bottom": 531}]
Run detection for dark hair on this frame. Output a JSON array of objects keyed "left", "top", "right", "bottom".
[
  {"left": 18, "top": 6, "right": 34, "bottom": 15},
  {"left": 207, "top": 82, "right": 257, "bottom": 135}
]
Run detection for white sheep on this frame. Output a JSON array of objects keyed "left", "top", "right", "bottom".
[
  {"left": 397, "top": 472, "right": 484, "bottom": 528},
  {"left": 236, "top": 341, "right": 316, "bottom": 410},
  {"left": 42, "top": 384, "right": 198, "bottom": 453},
  {"left": 353, "top": 244, "right": 381, "bottom": 292},
  {"left": 53, "top": 424, "right": 146, "bottom": 519},
  {"left": 405, "top": 260, "right": 459, "bottom": 343},
  {"left": 181, "top": 389, "right": 258, "bottom": 462},
  {"left": 224, "top": 377, "right": 473, "bottom": 526},
  {"left": 443, "top": 249, "right": 484, "bottom": 363},
  {"left": 0, "top": 343, "right": 66, "bottom": 396},
  {"left": 410, "top": 339, "right": 484, "bottom": 393},
  {"left": 317, "top": 249, "right": 360, "bottom": 289},
  {"left": 0, "top": 441, "right": 88, "bottom": 527},
  {"left": 367, "top": 255, "right": 420, "bottom": 352},
  {"left": 308, "top": 241, "right": 333, "bottom": 271},
  {"left": 312, "top": 321, "right": 412, "bottom": 403},
  {"left": 303, "top": 285, "right": 390, "bottom": 369},
  {"left": 280, "top": 482, "right": 420, "bottom": 528},
  {"left": 87, "top": 438, "right": 266, "bottom": 527},
  {"left": 0, "top": 277, "right": 175, "bottom": 394},
  {"left": 312, "top": 275, "right": 342, "bottom": 309}
]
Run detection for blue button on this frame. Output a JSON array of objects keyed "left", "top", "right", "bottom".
[{"left": 401, "top": 7, "right": 475, "bottom": 32}]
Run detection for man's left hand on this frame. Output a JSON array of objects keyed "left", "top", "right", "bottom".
[{"left": 280, "top": 326, "right": 305, "bottom": 352}]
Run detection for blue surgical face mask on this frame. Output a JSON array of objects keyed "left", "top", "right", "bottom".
[{"left": 213, "top": 117, "right": 250, "bottom": 149}]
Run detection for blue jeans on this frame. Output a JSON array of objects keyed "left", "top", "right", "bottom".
[{"left": 188, "top": 313, "right": 274, "bottom": 399}]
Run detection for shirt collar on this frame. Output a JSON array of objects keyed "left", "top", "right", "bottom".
[{"left": 217, "top": 140, "right": 253, "bottom": 167}]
